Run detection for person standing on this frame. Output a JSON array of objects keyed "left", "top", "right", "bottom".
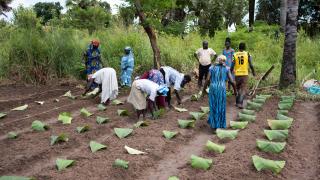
[
  {"left": 202, "top": 55, "right": 237, "bottom": 131},
  {"left": 120, "top": 46, "right": 134, "bottom": 87},
  {"left": 222, "top": 37, "right": 235, "bottom": 91},
  {"left": 194, "top": 41, "right": 217, "bottom": 88},
  {"left": 83, "top": 40, "right": 103, "bottom": 89},
  {"left": 231, "top": 42, "right": 256, "bottom": 109}
]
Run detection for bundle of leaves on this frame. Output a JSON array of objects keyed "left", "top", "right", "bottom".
[
  {"left": 264, "top": 130, "right": 289, "bottom": 141},
  {"left": 7, "top": 131, "right": 18, "bottom": 139},
  {"left": 50, "top": 133, "right": 68, "bottom": 145},
  {"left": 90, "top": 141, "right": 107, "bottom": 153},
  {"left": 241, "top": 109, "right": 255, "bottom": 115},
  {"left": 117, "top": 109, "right": 129, "bottom": 116},
  {"left": 97, "top": 104, "right": 107, "bottom": 111},
  {"left": 163, "top": 130, "right": 178, "bottom": 139},
  {"left": 256, "top": 140, "right": 286, "bottom": 153},
  {"left": 189, "top": 112, "right": 205, "bottom": 121},
  {"left": 80, "top": 108, "right": 93, "bottom": 117},
  {"left": 58, "top": 112, "right": 72, "bottom": 124},
  {"left": 96, "top": 116, "right": 110, "bottom": 124},
  {"left": 0, "top": 176, "right": 35, "bottom": 180},
  {"left": 11, "top": 104, "right": 28, "bottom": 111},
  {"left": 230, "top": 121, "right": 248, "bottom": 129},
  {"left": 267, "top": 119, "right": 293, "bottom": 130},
  {"left": 247, "top": 101, "right": 263, "bottom": 110},
  {"left": 153, "top": 108, "right": 165, "bottom": 119},
  {"left": 206, "top": 140, "right": 225, "bottom": 153},
  {"left": 113, "top": 159, "right": 129, "bottom": 169},
  {"left": 190, "top": 155, "right": 213, "bottom": 170},
  {"left": 31, "top": 120, "right": 49, "bottom": 131},
  {"left": 277, "top": 110, "right": 289, "bottom": 116},
  {"left": 178, "top": 119, "right": 195, "bottom": 128},
  {"left": 278, "top": 102, "right": 293, "bottom": 110},
  {"left": 216, "top": 129, "right": 239, "bottom": 140},
  {"left": 238, "top": 113, "right": 256, "bottom": 122},
  {"left": 191, "top": 91, "right": 202, "bottom": 101},
  {"left": 200, "top": 107, "right": 210, "bottom": 114},
  {"left": 112, "top": 99, "right": 124, "bottom": 105},
  {"left": 134, "top": 121, "right": 149, "bottom": 128},
  {"left": 252, "top": 155, "right": 285, "bottom": 174},
  {"left": 252, "top": 98, "right": 266, "bottom": 104},
  {"left": 56, "top": 158, "right": 75, "bottom": 171},
  {"left": 0, "top": 112, "right": 6, "bottom": 119},
  {"left": 114, "top": 128, "right": 133, "bottom": 139},
  {"left": 174, "top": 107, "right": 188, "bottom": 112},
  {"left": 62, "top": 91, "right": 76, "bottom": 100},
  {"left": 276, "top": 113, "right": 293, "bottom": 121},
  {"left": 76, "top": 125, "right": 90, "bottom": 133}
]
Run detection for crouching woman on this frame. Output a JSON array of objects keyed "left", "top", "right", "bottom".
[{"left": 127, "top": 79, "right": 168, "bottom": 120}]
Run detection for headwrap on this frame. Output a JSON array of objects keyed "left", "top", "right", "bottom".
[
  {"left": 157, "top": 85, "right": 169, "bottom": 96},
  {"left": 216, "top": 55, "right": 227, "bottom": 66},
  {"left": 91, "top": 40, "right": 100, "bottom": 47}
]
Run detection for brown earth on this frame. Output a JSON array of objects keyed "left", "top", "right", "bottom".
[{"left": 0, "top": 82, "right": 319, "bottom": 180}]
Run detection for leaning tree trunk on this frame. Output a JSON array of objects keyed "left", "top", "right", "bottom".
[
  {"left": 279, "top": 0, "right": 299, "bottom": 89},
  {"left": 280, "top": 0, "right": 287, "bottom": 32},
  {"left": 249, "top": 0, "right": 255, "bottom": 31},
  {"left": 134, "top": 0, "right": 161, "bottom": 69}
]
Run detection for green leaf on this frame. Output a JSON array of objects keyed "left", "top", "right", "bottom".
[
  {"left": 58, "top": 112, "right": 72, "bottom": 124},
  {"left": 56, "top": 158, "right": 74, "bottom": 171},
  {"left": 200, "top": 107, "right": 210, "bottom": 114},
  {"left": 96, "top": 116, "right": 110, "bottom": 124},
  {"left": 281, "top": 95, "right": 295, "bottom": 101},
  {"left": 80, "top": 108, "right": 93, "bottom": 117},
  {"left": 134, "top": 121, "right": 149, "bottom": 128},
  {"left": 206, "top": 140, "right": 225, "bottom": 153},
  {"left": 238, "top": 112, "right": 256, "bottom": 122},
  {"left": 7, "top": 131, "right": 18, "bottom": 139},
  {"left": 230, "top": 121, "right": 248, "bottom": 129},
  {"left": 113, "top": 159, "right": 129, "bottom": 169},
  {"left": 189, "top": 112, "right": 205, "bottom": 120},
  {"left": 168, "top": 176, "right": 179, "bottom": 180},
  {"left": 112, "top": 99, "right": 124, "bottom": 105},
  {"left": 163, "top": 130, "right": 178, "bottom": 139},
  {"left": 252, "top": 155, "right": 285, "bottom": 174},
  {"left": 0, "top": 112, "right": 7, "bottom": 119},
  {"left": 11, "top": 104, "right": 28, "bottom": 111},
  {"left": 154, "top": 109, "right": 165, "bottom": 119},
  {"left": 247, "top": 101, "right": 263, "bottom": 110},
  {"left": 0, "top": 176, "right": 35, "bottom": 180},
  {"left": 50, "top": 133, "right": 68, "bottom": 145},
  {"left": 97, "top": 104, "right": 107, "bottom": 111},
  {"left": 276, "top": 113, "right": 293, "bottom": 121},
  {"left": 178, "top": 119, "right": 195, "bottom": 128},
  {"left": 277, "top": 110, "right": 289, "bottom": 116},
  {"left": 216, "top": 129, "right": 239, "bottom": 140},
  {"left": 267, "top": 119, "right": 293, "bottom": 130},
  {"left": 31, "top": 120, "right": 49, "bottom": 131},
  {"left": 62, "top": 90, "right": 76, "bottom": 100},
  {"left": 278, "top": 102, "right": 293, "bottom": 110},
  {"left": 280, "top": 98, "right": 294, "bottom": 103},
  {"left": 191, "top": 92, "right": 201, "bottom": 101},
  {"left": 257, "top": 94, "right": 271, "bottom": 99},
  {"left": 114, "top": 128, "right": 133, "bottom": 139},
  {"left": 253, "top": 98, "right": 266, "bottom": 104},
  {"left": 89, "top": 141, "right": 107, "bottom": 153},
  {"left": 256, "top": 140, "right": 286, "bottom": 153},
  {"left": 76, "top": 125, "right": 90, "bottom": 133},
  {"left": 117, "top": 109, "right": 129, "bottom": 116},
  {"left": 264, "top": 130, "right": 289, "bottom": 141},
  {"left": 190, "top": 155, "right": 212, "bottom": 170},
  {"left": 241, "top": 109, "right": 255, "bottom": 115},
  {"left": 174, "top": 106, "right": 188, "bottom": 112},
  {"left": 124, "top": 145, "right": 146, "bottom": 155}
]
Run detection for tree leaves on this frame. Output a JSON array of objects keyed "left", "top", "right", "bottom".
[
  {"left": 252, "top": 155, "right": 285, "bottom": 174},
  {"left": 216, "top": 129, "right": 239, "bottom": 140},
  {"left": 190, "top": 155, "right": 212, "bottom": 170},
  {"left": 134, "top": 121, "right": 148, "bottom": 128},
  {"left": 58, "top": 112, "right": 73, "bottom": 124},
  {"left": 112, "top": 99, "right": 124, "bottom": 105},
  {"left": 230, "top": 121, "right": 248, "bottom": 129},
  {"left": 174, "top": 107, "right": 188, "bottom": 112},
  {"left": 96, "top": 116, "right": 109, "bottom": 124},
  {"left": 267, "top": 119, "right": 293, "bottom": 130},
  {"left": 50, "top": 133, "right": 68, "bottom": 145},
  {"left": 7, "top": 131, "right": 18, "bottom": 139},
  {"left": 80, "top": 108, "right": 93, "bottom": 117},
  {"left": 124, "top": 145, "right": 146, "bottom": 155},
  {"left": 189, "top": 112, "right": 205, "bottom": 121},
  {"left": 11, "top": 104, "right": 28, "bottom": 111},
  {"left": 76, "top": 125, "right": 90, "bottom": 133},
  {"left": 0, "top": 112, "right": 7, "bottom": 119},
  {"left": 113, "top": 159, "right": 129, "bottom": 169},
  {"left": 31, "top": 120, "right": 49, "bottom": 131},
  {"left": 264, "top": 130, "right": 289, "bottom": 141},
  {"left": 163, "top": 130, "right": 178, "bottom": 139},
  {"left": 62, "top": 90, "right": 76, "bottom": 99},
  {"left": 178, "top": 119, "right": 195, "bottom": 128},
  {"left": 114, "top": 128, "right": 133, "bottom": 139},
  {"left": 89, "top": 141, "right": 107, "bottom": 153},
  {"left": 56, "top": 158, "right": 75, "bottom": 171},
  {"left": 206, "top": 140, "right": 225, "bottom": 153},
  {"left": 256, "top": 140, "right": 286, "bottom": 153},
  {"left": 117, "top": 109, "right": 129, "bottom": 116}
]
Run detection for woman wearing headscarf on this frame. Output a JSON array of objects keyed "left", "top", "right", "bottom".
[
  {"left": 121, "top": 46, "right": 134, "bottom": 87},
  {"left": 202, "top": 55, "right": 237, "bottom": 132},
  {"left": 84, "top": 40, "right": 103, "bottom": 89},
  {"left": 83, "top": 67, "right": 118, "bottom": 105}
]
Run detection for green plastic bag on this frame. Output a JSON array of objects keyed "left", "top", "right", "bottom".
[
  {"left": 238, "top": 112, "right": 256, "bottom": 122},
  {"left": 31, "top": 120, "right": 49, "bottom": 131},
  {"left": 178, "top": 119, "right": 195, "bottom": 128},
  {"left": 216, "top": 129, "right": 239, "bottom": 140},
  {"left": 190, "top": 155, "right": 212, "bottom": 170},
  {"left": 241, "top": 109, "right": 255, "bottom": 115},
  {"left": 267, "top": 119, "right": 293, "bottom": 130},
  {"left": 89, "top": 141, "right": 107, "bottom": 153},
  {"left": 256, "top": 140, "right": 286, "bottom": 153},
  {"left": 163, "top": 130, "right": 178, "bottom": 139},
  {"left": 230, "top": 121, "right": 248, "bottom": 129},
  {"left": 56, "top": 158, "right": 74, "bottom": 171},
  {"left": 96, "top": 116, "right": 110, "bottom": 124},
  {"left": 252, "top": 155, "right": 285, "bottom": 174},
  {"left": 206, "top": 140, "right": 225, "bottom": 153},
  {"left": 264, "top": 130, "right": 289, "bottom": 141},
  {"left": 113, "top": 159, "right": 129, "bottom": 169},
  {"left": 278, "top": 102, "right": 293, "bottom": 110},
  {"left": 277, "top": 110, "right": 289, "bottom": 116},
  {"left": 114, "top": 128, "right": 133, "bottom": 139},
  {"left": 276, "top": 113, "right": 293, "bottom": 121},
  {"left": 247, "top": 101, "right": 263, "bottom": 110}
]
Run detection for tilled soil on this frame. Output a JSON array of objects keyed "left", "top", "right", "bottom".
[{"left": 0, "top": 83, "right": 319, "bottom": 180}]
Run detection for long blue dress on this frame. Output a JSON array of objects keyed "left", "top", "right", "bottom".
[
  {"left": 85, "top": 44, "right": 102, "bottom": 89},
  {"left": 208, "top": 65, "right": 229, "bottom": 129},
  {"left": 121, "top": 48, "right": 134, "bottom": 87}
]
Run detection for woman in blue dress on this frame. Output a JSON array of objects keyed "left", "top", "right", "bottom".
[
  {"left": 121, "top": 46, "right": 134, "bottom": 87},
  {"left": 84, "top": 40, "right": 103, "bottom": 89},
  {"left": 202, "top": 55, "right": 237, "bottom": 131}
]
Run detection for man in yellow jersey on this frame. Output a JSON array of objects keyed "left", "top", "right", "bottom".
[{"left": 231, "top": 42, "right": 255, "bottom": 109}]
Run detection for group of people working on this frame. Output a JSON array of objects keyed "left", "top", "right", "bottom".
[{"left": 82, "top": 38, "right": 255, "bottom": 132}]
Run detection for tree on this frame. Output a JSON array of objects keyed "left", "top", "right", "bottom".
[
  {"left": 298, "top": 0, "right": 320, "bottom": 37},
  {"left": 249, "top": 0, "right": 255, "bottom": 31},
  {"left": 280, "top": 0, "right": 287, "bottom": 31},
  {"left": 256, "top": 0, "right": 281, "bottom": 25},
  {"left": 33, "top": 2, "right": 63, "bottom": 25},
  {"left": 118, "top": 5, "right": 135, "bottom": 27},
  {"left": 13, "top": 6, "right": 41, "bottom": 29},
  {"left": 223, "top": 0, "right": 248, "bottom": 29},
  {"left": 279, "top": 0, "right": 299, "bottom": 89},
  {"left": 0, "top": 0, "right": 12, "bottom": 16}
]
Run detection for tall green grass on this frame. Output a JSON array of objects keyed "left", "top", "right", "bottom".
[{"left": 0, "top": 22, "right": 319, "bottom": 86}]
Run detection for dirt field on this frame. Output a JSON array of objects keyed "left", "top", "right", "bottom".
[{"left": 0, "top": 81, "right": 319, "bottom": 180}]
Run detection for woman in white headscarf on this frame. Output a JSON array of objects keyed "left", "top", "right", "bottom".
[{"left": 83, "top": 67, "right": 119, "bottom": 105}]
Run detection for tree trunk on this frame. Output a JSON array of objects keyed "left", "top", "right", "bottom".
[
  {"left": 279, "top": 0, "right": 299, "bottom": 89},
  {"left": 249, "top": 0, "right": 255, "bottom": 31},
  {"left": 280, "top": 0, "right": 287, "bottom": 32},
  {"left": 134, "top": 0, "right": 161, "bottom": 69}
]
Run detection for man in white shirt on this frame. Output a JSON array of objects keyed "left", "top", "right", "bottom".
[
  {"left": 194, "top": 41, "right": 217, "bottom": 88},
  {"left": 160, "top": 66, "right": 191, "bottom": 107}
]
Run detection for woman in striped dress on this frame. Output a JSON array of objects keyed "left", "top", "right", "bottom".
[{"left": 202, "top": 55, "right": 237, "bottom": 131}]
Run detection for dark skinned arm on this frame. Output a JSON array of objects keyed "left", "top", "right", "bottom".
[
  {"left": 248, "top": 55, "right": 256, "bottom": 76},
  {"left": 83, "top": 78, "right": 94, "bottom": 96},
  {"left": 227, "top": 71, "right": 237, "bottom": 96},
  {"left": 147, "top": 99, "right": 156, "bottom": 119},
  {"left": 93, "top": 84, "right": 102, "bottom": 98},
  {"left": 174, "top": 89, "right": 182, "bottom": 105}
]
